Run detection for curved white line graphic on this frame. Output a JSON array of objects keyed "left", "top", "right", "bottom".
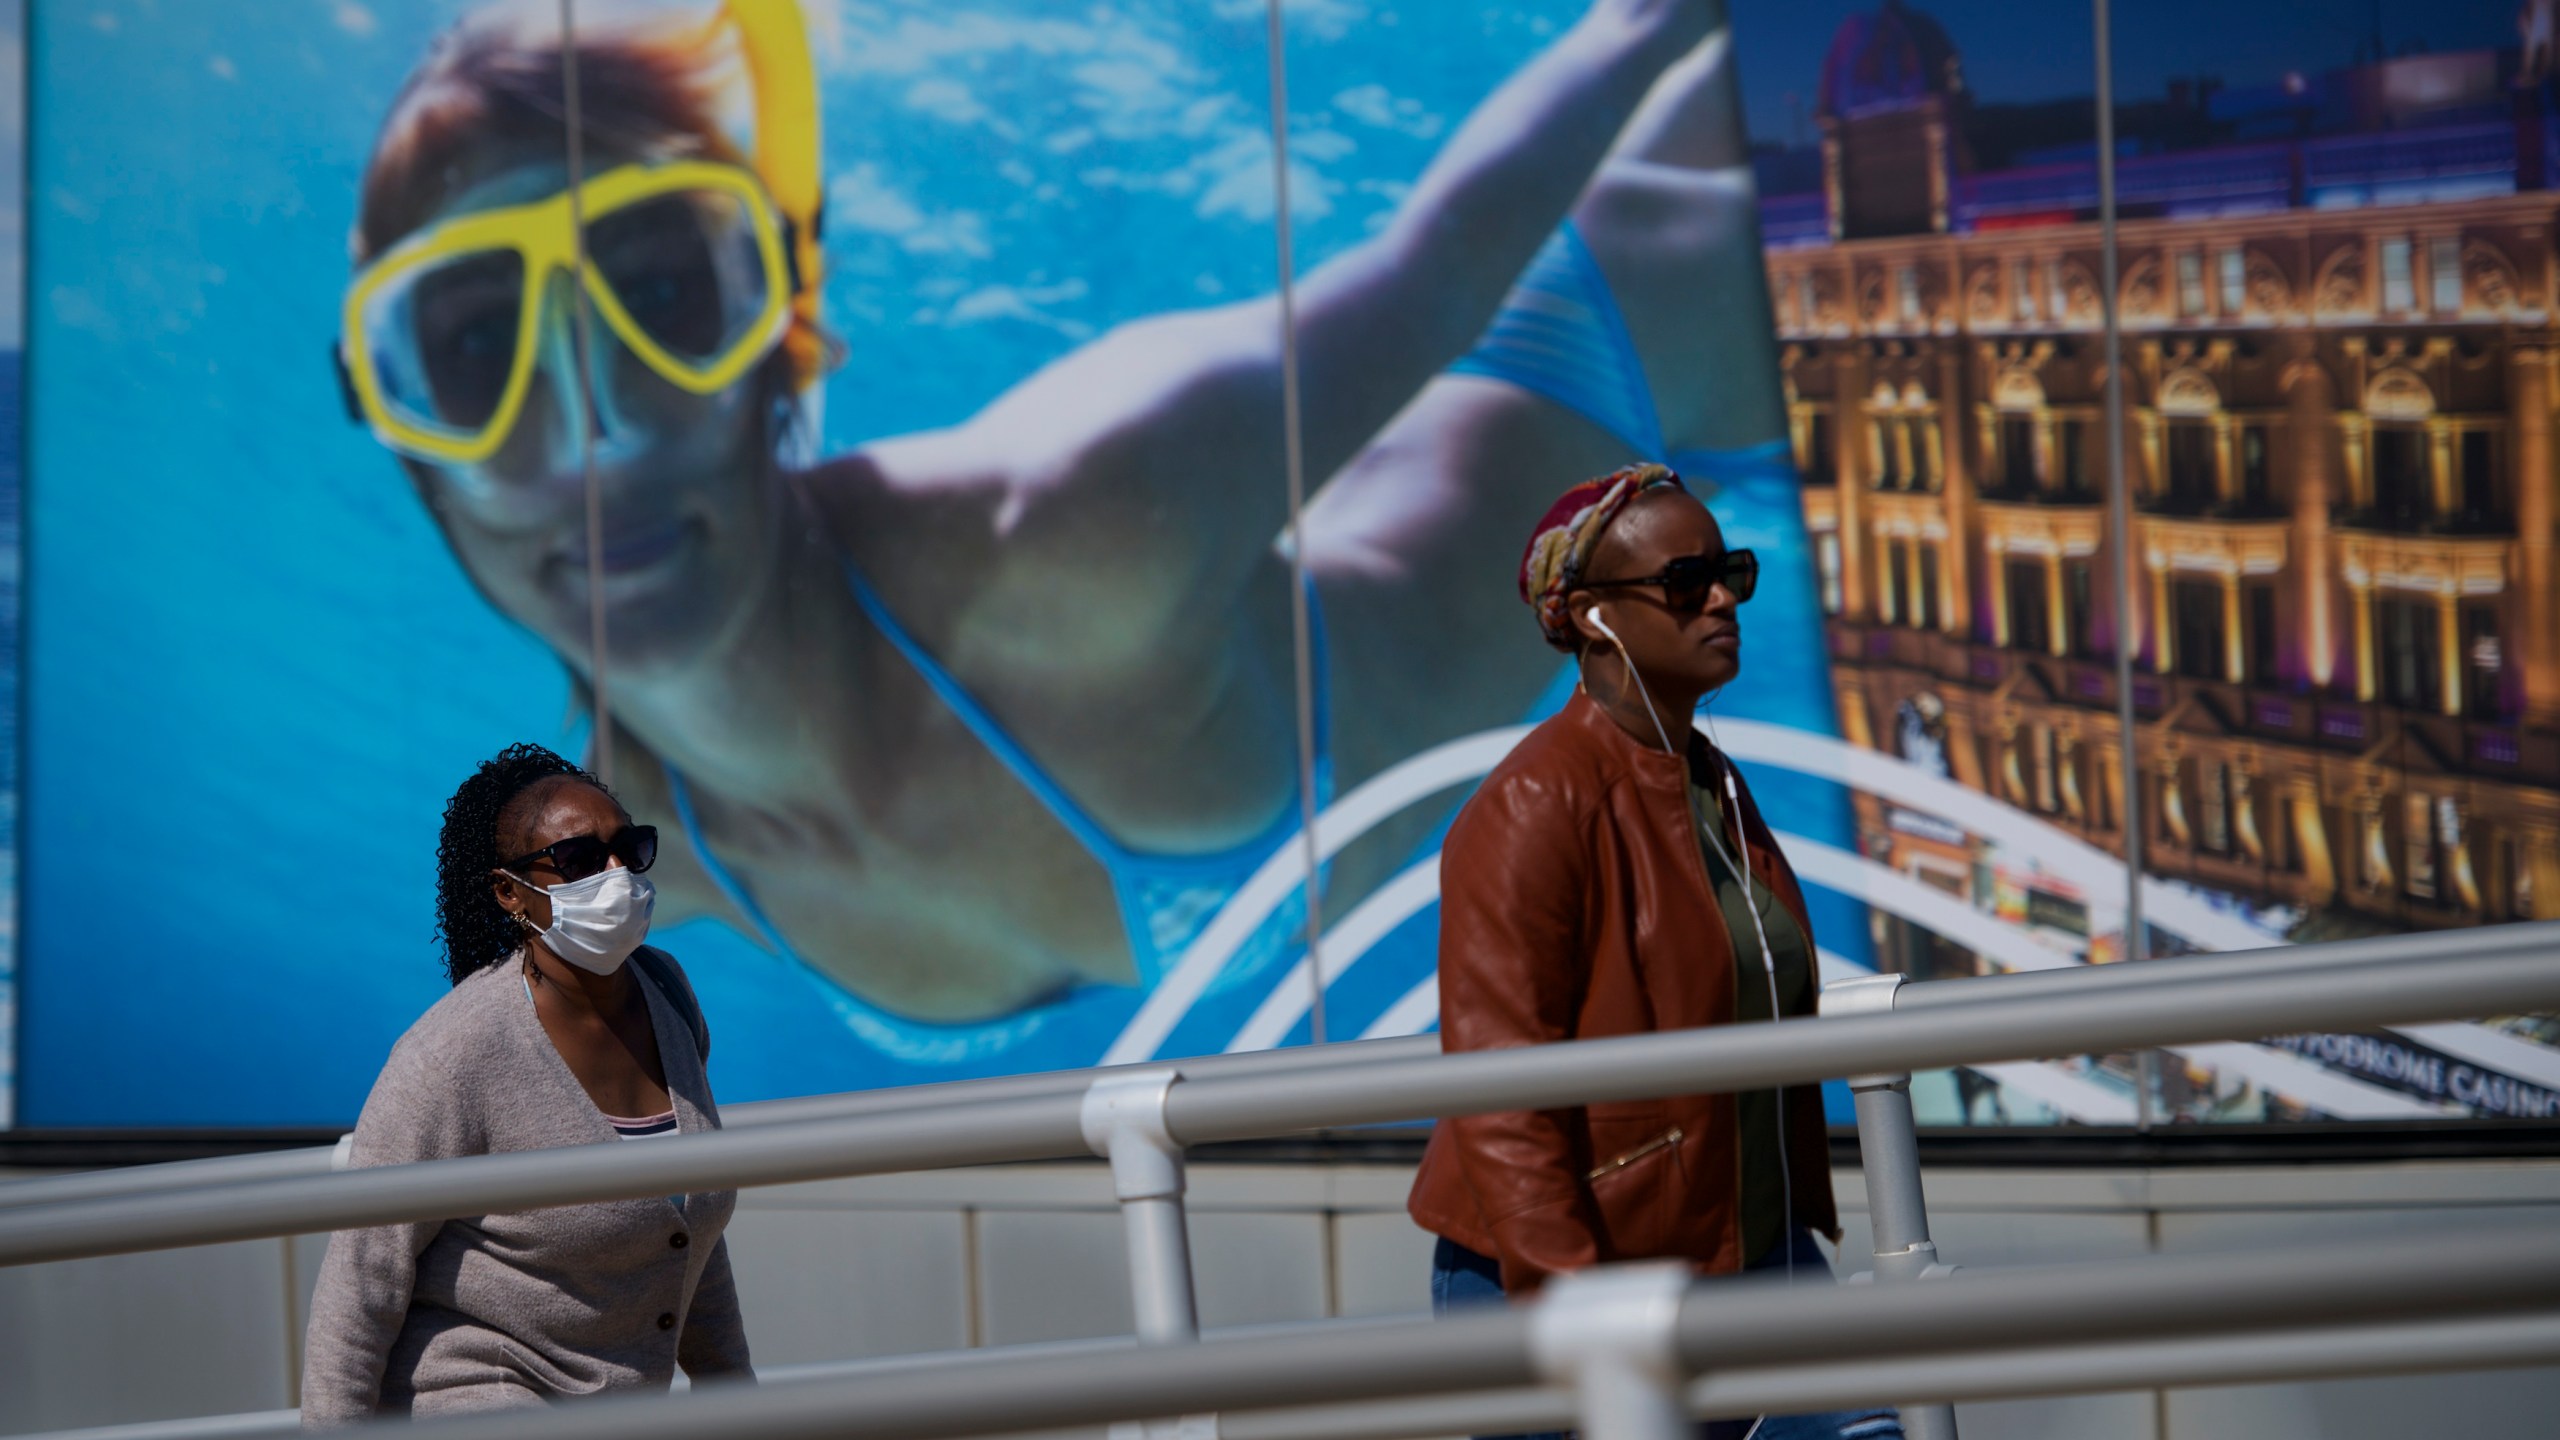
[
  {"left": 1362, "top": 974, "right": 1439, "bottom": 1043},
  {"left": 1716, "top": 720, "right": 2560, "bottom": 1092},
  {"left": 2173, "top": 1041, "right": 2452, "bottom": 1119},
  {"left": 1772, "top": 834, "right": 2448, "bottom": 1119},
  {"left": 1776, "top": 833, "right": 2078, "bottom": 976},
  {"left": 1104, "top": 730, "right": 1525, "bottom": 1065},
  {"left": 1708, "top": 720, "right": 2268, "bottom": 949},
  {"left": 2395, "top": 1022, "right": 2560, "bottom": 1087},
  {"left": 1952, "top": 1060, "right": 2141, "bottom": 1123},
  {"left": 1227, "top": 854, "right": 1443, "bottom": 1054},
  {"left": 1107, "top": 718, "right": 2554, "bottom": 1108}
]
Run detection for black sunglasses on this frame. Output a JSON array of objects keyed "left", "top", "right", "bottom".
[
  {"left": 1581, "top": 549, "right": 1758, "bottom": 613},
  {"left": 499, "top": 825, "right": 659, "bottom": 884}
]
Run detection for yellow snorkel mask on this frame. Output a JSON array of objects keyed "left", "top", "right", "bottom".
[{"left": 337, "top": 0, "right": 826, "bottom": 466}]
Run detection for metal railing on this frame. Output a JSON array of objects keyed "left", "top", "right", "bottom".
[
  {"left": 14, "top": 917, "right": 2534, "bottom": 1217},
  {"left": 3, "top": 922, "right": 2554, "bottom": 1440},
  {"left": 18, "top": 1222, "right": 2560, "bottom": 1440},
  {"left": 0, "top": 1032, "right": 1443, "bottom": 1214}
]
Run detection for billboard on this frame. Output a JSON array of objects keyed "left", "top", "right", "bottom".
[{"left": 8, "top": 0, "right": 2554, "bottom": 1131}]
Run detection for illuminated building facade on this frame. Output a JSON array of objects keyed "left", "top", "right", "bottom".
[{"left": 1763, "top": 4, "right": 2560, "bottom": 968}]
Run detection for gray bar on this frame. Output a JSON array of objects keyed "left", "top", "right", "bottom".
[
  {"left": 0, "top": 1035, "right": 1442, "bottom": 1215},
  {"left": 58, "top": 1222, "right": 2551, "bottom": 1440},
  {"left": 12, "top": 921, "right": 2544, "bottom": 1215},
  {"left": 1892, "top": 920, "right": 2558, "bottom": 1013},
  {"left": 1213, "top": 1308, "right": 2560, "bottom": 1440},
  {"left": 501, "top": 1307, "right": 1531, "bottom": 1440},
  {"left": 34, "top": 1306, "right": 2560, "bottom": 1440},
  {"left": 0, "top": 1147, "right": 340, "bottom": 1212},
  {"left": 1670, "top": 1223, "right": 2558, "bottom": 1368},
  {"left": 12, "top": 1415, "right": 305, "bottom": 1440},
  {"left": 0, "top": 1094, "right": 1090, "bottom": 1268},
  {"left": 2, "top": 943, "right": 2554, "bottom": 1268},
  {"left": 734, "top": 1034, "right": 1436, "bottom": 1128},
  {"left": 1161, "top": 943, "right": 2560, "bottom": 1141},
  {"left": 1687, "top": 1307, "right": 2560, "bottom": 1424}
]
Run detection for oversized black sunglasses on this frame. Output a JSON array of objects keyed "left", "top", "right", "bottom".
[
  {"left": 1581, "top": 548, "right": 1758, "bottom": 613},
  {"left": 499, "top": 825, "right": 659, "bottom": 883}
]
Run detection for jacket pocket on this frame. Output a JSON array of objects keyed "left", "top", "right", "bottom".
[
  {"left": 1584, "top": 1125, "right": 1688, "bottom": 1262},
  {"left": 1585, "top": 1126, "right": 1684, "bottom": 1182}
]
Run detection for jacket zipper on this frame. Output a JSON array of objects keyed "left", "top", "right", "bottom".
[{"left": 1586, "top": 1126, "right": 1684, "bottom": 1181}]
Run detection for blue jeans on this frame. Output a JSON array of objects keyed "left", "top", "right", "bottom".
[{"left": 1430, "top": 1232, "right": 1904, "bottom": 1440}]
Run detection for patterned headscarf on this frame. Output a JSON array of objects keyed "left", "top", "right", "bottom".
[{"left": 1518, "top": 463, "right": 1686, "bottom": 651}]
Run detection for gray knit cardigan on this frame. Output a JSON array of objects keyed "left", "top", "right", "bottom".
[{"left": 300, "top": 952, "right": 752, "bottom": 1426}]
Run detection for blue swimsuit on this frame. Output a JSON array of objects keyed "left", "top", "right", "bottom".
[
  {"left": 1451, "top": 220, "right": 1804, "bottom": 492},
  {"left": 666, "top": 566, "right": 1329, "bottom": 1063}
]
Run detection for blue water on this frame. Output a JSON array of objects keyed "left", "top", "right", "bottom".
[
  {"left": 19, "top": 1, "right": 1865, "bottom": 1126},
  {"left": 26, "top": 2, "right": 596, "bottom": 1125}
]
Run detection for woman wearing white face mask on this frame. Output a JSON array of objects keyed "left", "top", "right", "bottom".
[{"left": 301, "top": 745, "right": 751, "bottom": 1426}]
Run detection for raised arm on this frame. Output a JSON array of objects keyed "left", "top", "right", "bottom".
[
  {"left": 830, "top": 0, "right": 1726, "bottom": 641},
  {"left": 1286, "top": 0, "right": 1727, "bottom": 480}
]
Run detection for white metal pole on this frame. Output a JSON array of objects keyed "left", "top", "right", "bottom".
[
  {"left": 1530, "top": 1264, "right": 1694, "bottom": 1440},
  {"left": 1823, "top": 975, "right": 1959, "bottom": 1440},
  {"left": 1082, "top": 1070, "right": 1201, "bottom": 1344}
]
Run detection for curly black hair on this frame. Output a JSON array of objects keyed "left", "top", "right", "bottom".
[{"left": 435, "top": 743, "right": 613, "bottom": 985}]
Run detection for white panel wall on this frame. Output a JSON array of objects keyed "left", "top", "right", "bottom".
[
  {"left": 723, "top": 1207, "right": 971, "bottom": 1365},
  {"left": 1829, "top": 1168, "right": 2161, "bottom": 1440},
  {"left": 2, "top": 1157, "right": 2556, "bottom": 1437},
  {"left": 0, "top": 1239, "right": 294, "bottom": 1433}
]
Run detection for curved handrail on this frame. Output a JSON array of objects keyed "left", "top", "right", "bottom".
[{"left": 0, "top": 937, "right": 2550, "bottom": 1268}]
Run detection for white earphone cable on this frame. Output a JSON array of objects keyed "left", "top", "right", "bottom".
[{"left": 1586, "top": 611, "right": 1798, "bottom": 1299}]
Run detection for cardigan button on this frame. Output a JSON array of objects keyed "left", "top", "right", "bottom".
[
  {"left": 670, "top": 1232, "right": 689, "bottom": 1250},
  {"left": 657, "top": 1313, "right": 677, "bottom": 1331}
]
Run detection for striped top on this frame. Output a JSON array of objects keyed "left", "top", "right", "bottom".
[{"left": 604, "top": 1108, "right": 678, "bottom": 1140}]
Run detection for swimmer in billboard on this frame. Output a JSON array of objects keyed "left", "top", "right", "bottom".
[{"left": 337, "top": 0, "right": 1802, "bottom": 1042}]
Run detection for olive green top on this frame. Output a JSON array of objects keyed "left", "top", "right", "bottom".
[{"left": 1688, "top": 772, "right": 1817, "bottom": 1266}]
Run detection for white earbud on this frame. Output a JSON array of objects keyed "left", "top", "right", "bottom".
[{"left": 1584, "top": 607, "right": 1680, "bottom": 759}]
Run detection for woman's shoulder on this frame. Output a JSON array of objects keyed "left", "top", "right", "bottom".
[
  {"left": 381, "top": 961, "right": 538, "bottom": 1081},
  {"left": 348, "top": 965, "right": 531, "bottom": 1157},
  {"left": 1448, "top": 708, "right": 1624, "bottom": 855},
  {"left": 1472, "top": 701, "right": 1628, "bottom": 807}
]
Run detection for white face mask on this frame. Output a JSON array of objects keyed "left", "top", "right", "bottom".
[{"left": 508, "top": 865, "right": 656, "bottom": 975}]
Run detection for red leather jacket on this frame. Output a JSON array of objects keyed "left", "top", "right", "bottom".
[{"left": 1406, "top": 690, "right": 1837, "bottom": 1295}]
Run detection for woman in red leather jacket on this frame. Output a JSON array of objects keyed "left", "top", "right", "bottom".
[{"left": 1406, "top": 464, "right": 1899, "bottom": 1440}]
